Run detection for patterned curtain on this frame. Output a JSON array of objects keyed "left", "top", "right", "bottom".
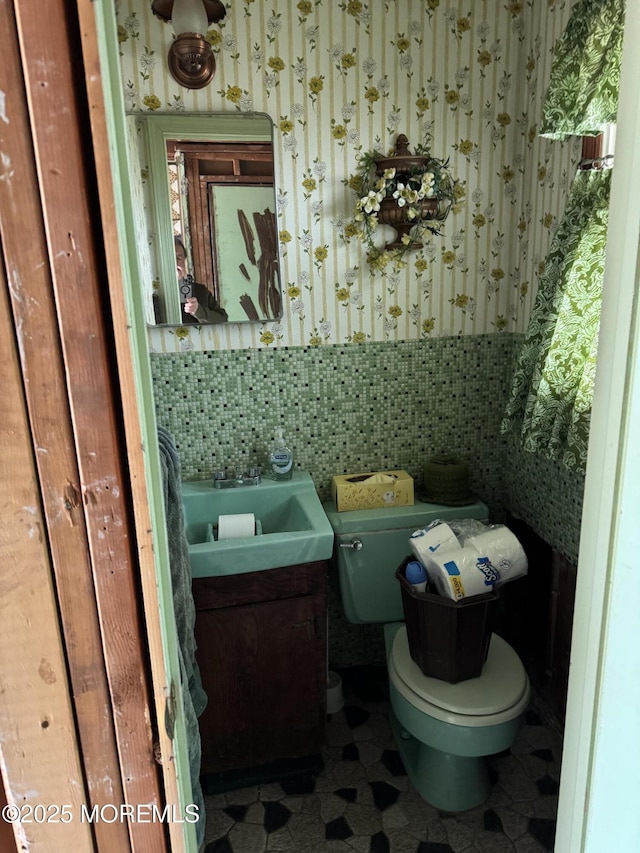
[
  {"left": 502, "top": 0, "right": 624, "bottom": 470},
  {"left": 540, "top": 0, "right": 625, "bottom": 140},
  {"left": 501, "top": 169, "right": 611, "bottom": 470}
]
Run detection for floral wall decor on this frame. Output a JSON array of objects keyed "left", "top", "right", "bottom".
[
  {"left": 117, "top": 0, "right": 580, "bottom": 353},
  {"left": 349, "top": 132, "right": 462, "bottom": 273}
]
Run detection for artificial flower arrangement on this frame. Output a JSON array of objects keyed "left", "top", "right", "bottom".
[{"left": 348, "top": 134, "right": 462, "bottom": 272}]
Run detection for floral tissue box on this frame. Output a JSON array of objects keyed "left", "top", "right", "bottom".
[{"left": 331, "top": 470, "right": 414, "bottom": 512}]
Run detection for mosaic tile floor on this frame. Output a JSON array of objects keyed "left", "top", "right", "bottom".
[{"left": 203, "top": 666, "right": 562, "bottom": 853}]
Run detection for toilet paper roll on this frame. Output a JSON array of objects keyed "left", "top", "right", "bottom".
[
  {"left": 467, "top": 527, "right": 528, "bottom": 585},
  {"left": 217, "top": 513, "right": 256, "bottom": 540},
  {"left": 428, "top": 546, "right": 501, "bottom": 601},
  {"left": 409, "top": 521, "right": 460, "bottom": 569}
]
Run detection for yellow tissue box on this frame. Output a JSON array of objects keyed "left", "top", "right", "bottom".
[{"left": 331, "top": 470, "right": 414, "bottom": 512}]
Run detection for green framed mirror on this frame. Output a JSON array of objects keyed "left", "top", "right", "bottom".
[{"left": 138, "top": 112, "right": 282, "bottom": 326}]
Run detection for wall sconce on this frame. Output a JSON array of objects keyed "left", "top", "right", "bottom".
[{"left": 152, "top": 0, "right": 226, "bottom": 89}]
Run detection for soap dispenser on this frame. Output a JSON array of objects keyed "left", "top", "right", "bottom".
[{"left": 269, "top": 428, "right": 293, "bottom": 480}]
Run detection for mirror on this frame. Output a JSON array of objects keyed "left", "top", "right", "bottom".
[{"left": 140, "top": 113, "right": 283, "bottom": 326}]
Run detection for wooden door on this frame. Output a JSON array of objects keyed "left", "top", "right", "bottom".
[{"left": 0, "top": 0, "right": 190, "bottom": 850}]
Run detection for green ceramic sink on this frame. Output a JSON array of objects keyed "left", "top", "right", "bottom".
[{"left": 181, "top": 471, "right": 334, "bottom": 577}]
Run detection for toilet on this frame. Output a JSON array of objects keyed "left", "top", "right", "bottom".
[{"left": 323, "top": 498, "right": 531, "bottom": 813}]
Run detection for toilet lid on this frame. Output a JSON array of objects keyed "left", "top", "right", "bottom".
[{"left": 392, "top": 628, "right": 528, "bottom": 716}]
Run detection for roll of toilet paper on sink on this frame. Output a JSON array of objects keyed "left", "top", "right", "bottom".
[
  {"left": 428, "top": 546, "right": 500, "bottom": 601},
  {"left": 466, "top": 527, "right": 528, "bottom": 585},
  {"left": 409, "top": 521, "right": 460, "bottom": 569},
  {"left": 217, "top": 513, "right": 256, "bottom": 540}
]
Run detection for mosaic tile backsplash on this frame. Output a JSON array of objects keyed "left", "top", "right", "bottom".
[
  {"left": 152, "top": 333, "right": 584, "bottom": 665},
  {"left": 505, "top": 441, "right": 585, "bottom": 565},
  {"left": 153, "top": 335, "right": 509, "bottom": 508},
  {"left": 152, "top": 333, "right": 584, "bottom": 555}
]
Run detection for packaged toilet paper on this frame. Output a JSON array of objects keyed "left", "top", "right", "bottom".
[
  {"left": 448, "top": 518, "right": 487, "bottom": 542},
  {"left": 409, "top": 520, "right": 528, "bottom": 600},
  {"left": 428, "top": 546, "right": 501, "bottom": 600},
  {"left": 409, "top": 521, "right": 460, "bottom": 570},
  {"left": 466, "top": 526, "right": 528, "bottom": 585}
]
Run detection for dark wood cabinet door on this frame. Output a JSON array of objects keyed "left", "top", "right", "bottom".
[{"left": 196, "top": 594, "right": 325, "bottom": 774}]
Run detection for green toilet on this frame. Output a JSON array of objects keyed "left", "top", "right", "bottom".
[{"left": 324, "top": 498, "right": 531, "bottom": 813}]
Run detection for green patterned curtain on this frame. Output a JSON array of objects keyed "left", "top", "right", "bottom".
[
  {"left": 540, "top": 0, "right": 625, "bottom": 140},
  {"left": 501, "top": 169, "right": 611, "bottom": 470}
]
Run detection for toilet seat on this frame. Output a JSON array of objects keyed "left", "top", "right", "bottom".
[{"left": 389, "top": 628, "right": 530, "bottom": 727}]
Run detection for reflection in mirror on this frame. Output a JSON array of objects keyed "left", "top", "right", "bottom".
[
  {"left": 174, "top": 236, "right": 228, "bottom": 324},
  {"left": 139, "top": 113, "right": 283, "bottom": 326}
]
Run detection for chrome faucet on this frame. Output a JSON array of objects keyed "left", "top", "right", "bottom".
[{"left": 213, "top": 466, "right": 262, "bottom": 488}]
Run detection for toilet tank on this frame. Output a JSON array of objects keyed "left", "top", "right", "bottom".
[{"left": 323, "top": 499, "right": 489, "bottom": 624}]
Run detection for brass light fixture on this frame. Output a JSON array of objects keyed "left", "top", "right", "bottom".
[{"left": 152, "top": 0, "right": 226, "bottom": 89}]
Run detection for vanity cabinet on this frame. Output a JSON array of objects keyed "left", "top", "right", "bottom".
[{"left": 193, "top": 560, "right": 327, "bottom": 776}]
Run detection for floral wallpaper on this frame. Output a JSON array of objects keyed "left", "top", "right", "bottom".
[{"left": 117, "top": 0, "right": 580, "bottom": 353}]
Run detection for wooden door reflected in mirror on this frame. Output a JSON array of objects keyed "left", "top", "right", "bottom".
[{"left": 138, "top": 113, "right": 283, "bottom": 326}]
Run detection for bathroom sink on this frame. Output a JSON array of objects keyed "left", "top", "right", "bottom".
[{"left": 181, "top": 471, "right": 335, "bottom": 577}]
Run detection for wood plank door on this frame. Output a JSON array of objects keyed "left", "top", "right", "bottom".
[
  {"left": 0, "top": 0, "right": 192, "bottom": 850},
  {"left": 0, "top": 261, "right": 93, "bottom": 853}
]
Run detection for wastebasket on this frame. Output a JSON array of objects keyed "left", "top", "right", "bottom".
[{"left": 395, "top": 556, "right": 499, "bottom": 683}]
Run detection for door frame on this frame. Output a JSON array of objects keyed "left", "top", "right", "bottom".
[
  {"left": 86, "top": 1, "right": 640, "bottom": 851},
  {"left": 555, "top": 3, "right": 640, "bottom": 851},
  {"left": 84, "top": 0, "right": 198, "bottom": 850}
]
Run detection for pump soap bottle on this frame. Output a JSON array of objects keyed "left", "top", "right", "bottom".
[{"left": 269, "top": 428, "right": 293, "bottom": 480}]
